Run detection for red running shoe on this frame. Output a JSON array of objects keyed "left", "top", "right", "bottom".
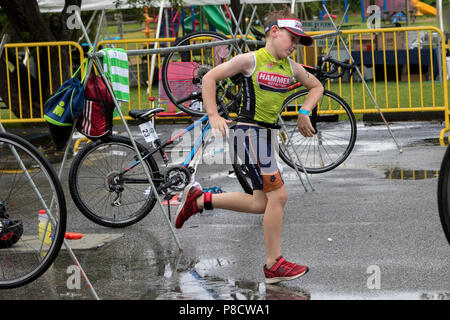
[
  {"left": 174, "top": 182, "right": 203, "bottom": 229},
  {"left": 264, "top": 256, "right": 309, "bottom": 284}
]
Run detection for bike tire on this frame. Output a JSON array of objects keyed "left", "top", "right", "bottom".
[
  {"left": 437, "top": 144, "right": 450, "bottom": 246},
  {"left": 69, "top": 135, "right": 162, "bottom": 228},
  {"left": 0, "top": 132, "right": 66, "bottom": 289},
  {"left": 161, "top": 31, "right": 242, "bottom": 117},
  {"left": 232, "top": 163, "right": 253, "bottom": 195},
  {"left": 278, "top": 89, "right": 357, "bottom": 174}
]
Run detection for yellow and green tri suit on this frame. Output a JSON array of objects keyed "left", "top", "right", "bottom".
[
  {"left": 238, "top": 47, "right": 295, "bottom": 126},
  {"left": 234, "top": 48, "right": 295, "bottom": 193}
]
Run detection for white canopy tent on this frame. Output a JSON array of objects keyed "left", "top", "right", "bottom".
[{"left": 37, "top": 0, "right": 322, "bottom": 12}]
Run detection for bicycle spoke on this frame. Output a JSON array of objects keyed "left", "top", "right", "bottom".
[
  {"left": 278, "top": 90, "right": 356, "bottom": 173},
  {"left": 0, "top": 132, "right": 66, "bottom": 289},
  {"left": 69, "top": 136, "right": 159, "bottom": 227}
]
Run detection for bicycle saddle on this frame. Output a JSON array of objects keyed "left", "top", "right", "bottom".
[{"left": 129, "top": 108, "right": 165, "bottom": 121}]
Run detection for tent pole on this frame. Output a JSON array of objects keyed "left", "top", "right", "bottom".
[
  {"left": 148, "top": 0, "right": 166, "bottom": 97},
  {"left": 437, "top": 0, "right": 444, "bottom": 33},
  {"left": 322, "top": 4, "right": 403, "bottom": 153}
]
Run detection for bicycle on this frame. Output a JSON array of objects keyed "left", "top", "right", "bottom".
[
  {"left": 437, "top": 144, "right": 450, "bottom": 246},
  {"left": 68, "top": 106, "right": 238, "bottom": 228},
  {"left": 68, "top": 31, "right": 249, "bottom": 228},
  {"left": 0, "top": 130, "right": 67, "bottom": 289}
]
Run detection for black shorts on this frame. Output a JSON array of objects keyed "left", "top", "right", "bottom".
[{"left": 233, "top": 123, "right": 284, "bottom": 193}]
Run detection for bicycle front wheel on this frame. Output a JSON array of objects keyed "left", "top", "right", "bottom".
[
  {"left": 69, "top": 135, "right": 162, "bottom": 228},
  {"left": 437, "top": 144, "right": 450, "bottom": 246},
  {"left": 278, "top": 89, "right": 357, "bottom": 174},
  {"left": 161, "top": 31, "right": 242, "bottom": 117},
  {"left": 0, "top": 132, "right": 66, "bottom": 289}
]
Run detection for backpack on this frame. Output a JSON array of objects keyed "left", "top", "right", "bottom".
[
  {"left": 43, "top": 75, "right": 84, "bottom": 126},
  {"left": 76, "top": 72, "right": 115, "bottom": 141},
  {"left": 44, "top": 60, "right": 86, "bottom": 149}
]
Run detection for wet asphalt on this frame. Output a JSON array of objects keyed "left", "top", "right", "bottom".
[{"left": 1, "top": 119, "right": 450, "bottom": 301}]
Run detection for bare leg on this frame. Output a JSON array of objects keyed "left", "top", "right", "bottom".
[
  {"left": 263, "top": 186, "right": 287, "bottom": 268},
  {"left": 196, "top": 190, "right": 267, "bottom": 214},
  {"left": 196, "top": 186, "right": 287, "bottom": 268}
]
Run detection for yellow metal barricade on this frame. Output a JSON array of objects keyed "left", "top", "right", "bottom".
[
  {"left": 289, "top": 27, "right": 448, "bottom": 141},
  {"left": 0, "top": 41, "right": 84, "bottom": 123},
  {"left": 1, "top": 29, "right": 448, "bottom": 142}
]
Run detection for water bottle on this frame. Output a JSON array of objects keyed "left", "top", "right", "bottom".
[{"left": 38, "top": 209, "right": 52, "bottom": 244}]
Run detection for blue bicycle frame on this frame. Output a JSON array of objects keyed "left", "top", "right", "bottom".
[{"left": 122, "top": 114, "right": 211, "bottom": 174}]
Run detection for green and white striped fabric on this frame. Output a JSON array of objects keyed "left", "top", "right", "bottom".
[{"left": 101, "top": 48, "right": 129, "bottom": 102}]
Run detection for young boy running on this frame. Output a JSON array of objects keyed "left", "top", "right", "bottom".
[{"left": 174, "top": 7, "right": 324, "bottom": 284}]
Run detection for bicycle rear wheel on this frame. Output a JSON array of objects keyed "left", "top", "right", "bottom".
[
  {"left": 437, "top": 144, "right": 450, "bottom": 246},
  {"left": 278, "top": 89, "right": 357, "bottom": 174},
  {"left": 0, "top": 132, "right": 66, "bottom": 289},
  {"left": 69, "top": 135, "right": 162, "bottom": 228},
  {"left": 232, "top": 163, "right": 253, "bottom": 195},
  {"left": 161, "top": 31, "right": 242, "bottom": 117}
]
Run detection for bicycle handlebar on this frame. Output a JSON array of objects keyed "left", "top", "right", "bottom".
[{"left": 315, "top": 55, "right": 355, "bottom": 79}]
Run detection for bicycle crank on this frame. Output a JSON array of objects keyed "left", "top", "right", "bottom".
[{"left": 162, "top": 166, "right": 192, "bottom": 194}]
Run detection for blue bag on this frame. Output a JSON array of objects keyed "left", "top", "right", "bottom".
[{"left": 44, "top": 60, "right": 86, "bottom": 126}]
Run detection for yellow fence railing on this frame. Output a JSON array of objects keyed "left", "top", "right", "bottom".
[
  {"left": 1, "top": 28, "right": 448, "bottom": 141},
  {"left": 295, "top": 26, "right": 448, "bottom": 141},
  {"left": 0, "top": 41, "right": 84, "bottom": 123}
]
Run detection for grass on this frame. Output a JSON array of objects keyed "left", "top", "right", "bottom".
[{"left": 324, "top": 78, "right": 448, "bottom": 112}]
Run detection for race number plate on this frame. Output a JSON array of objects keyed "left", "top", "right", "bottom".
[{"left": 139, "top": 121, "right": 158, "bottom": 143}]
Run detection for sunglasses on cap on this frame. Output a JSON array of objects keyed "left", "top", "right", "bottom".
[{"left": 264, "top": 19, "right": 313, "bottom": 46}]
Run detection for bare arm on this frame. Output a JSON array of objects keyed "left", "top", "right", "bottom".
[
  {"left": 202, "top": 52, "right": 254, "bottom": 136},
  {"left": 291, "top": 61, "right": 324, "bottom": 137}
]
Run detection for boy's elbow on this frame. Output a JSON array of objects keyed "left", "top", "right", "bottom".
[
  {"left": 202, "top": 71, "right": 217, "bottom": 86},
  {"left": 315, "top": 82, "right": 324, "bottom": 95}
]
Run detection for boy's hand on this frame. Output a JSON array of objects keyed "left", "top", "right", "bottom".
[
  {"left": 297, "top": 114, "right": 316, "bottom": 137},
  {"left": 209, "top": 114, "right": 232, "bottom": 137}
]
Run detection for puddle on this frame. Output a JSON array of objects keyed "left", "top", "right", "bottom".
[
  {"left": 383, "top": 167, "right": 439, "bottom": 180},
  {"left": 140, "top": 256, "right": 310, "bottom": 300}
]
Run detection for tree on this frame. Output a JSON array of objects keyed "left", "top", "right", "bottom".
[{"left": 0, "top": 0, "right": 82, "bottom": 120}]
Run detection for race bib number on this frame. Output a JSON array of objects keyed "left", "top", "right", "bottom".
[{"left": 139, "top": 121, "right": 158, "bottom": 143}]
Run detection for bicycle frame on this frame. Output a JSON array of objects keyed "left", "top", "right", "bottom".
[{"left": 120, "top": 114, "right": 211, "bottom": 179}]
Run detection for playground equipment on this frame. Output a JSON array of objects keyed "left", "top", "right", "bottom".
[
  {"left": 319, "top": 0, "right": 347, "bottom": 22},
  {"left": 183, "top": 5, "right": 232, "bottom": 35},
  {"left": 361, "top": 0, "right": 437, "bottom": 23},
  {"left": 142, "top": 7, "right": 156, "bottom": 38},
  {"left": 411, "top": 0, "right": 437, "bottom": 16}
]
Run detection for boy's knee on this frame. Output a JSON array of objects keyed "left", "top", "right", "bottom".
[
  {"left": 267, "top": 186, "right": 287, "bottom": 205},
  {"left": 278, "top": 190, "right": 288, "bottom": 205}
]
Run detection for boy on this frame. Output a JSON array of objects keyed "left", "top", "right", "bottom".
[{"left": 174, "top": 7, "right": 324, "bottom": 284}]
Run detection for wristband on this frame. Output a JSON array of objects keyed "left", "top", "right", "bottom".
[{"left": 298, "top": 109, "right": 311, "bottom": 116}]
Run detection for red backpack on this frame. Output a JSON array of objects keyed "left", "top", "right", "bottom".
[{"left": 77, "top": 72, "right": 115, "bottom": 140}]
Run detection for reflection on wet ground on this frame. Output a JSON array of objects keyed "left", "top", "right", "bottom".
[
  {"left": 139, "top": 255, "right": 309, "bottom": 300},
  {"left": 14, "top": 247, "right": 310, "bottom": 300},
  {"left": 383, "top": 167, "right": 439, "bottom": 180},
  {"left": 2, "top": 238, "right": 449, "bottom": 300}
]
